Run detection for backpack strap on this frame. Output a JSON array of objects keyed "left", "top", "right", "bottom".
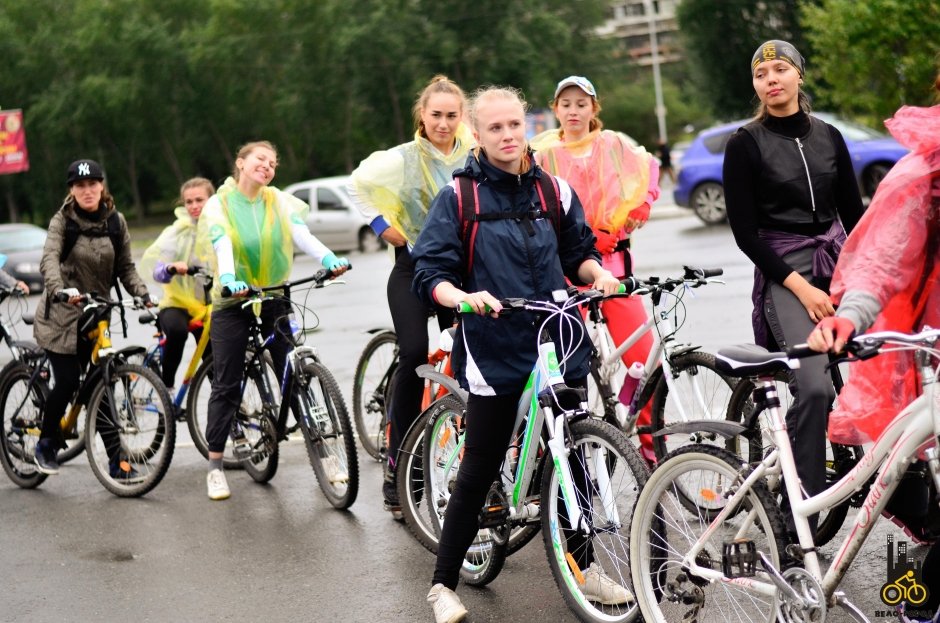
[
  {"left": 456, "top": 177, "right": 481, "bottom": 275},
  {"left": 533, "top": 173, "right": 561, "bottom": 241}
]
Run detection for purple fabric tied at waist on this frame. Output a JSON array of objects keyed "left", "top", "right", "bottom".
[{"left": 750, "top": 220, "right": 846, "bottom": 347}]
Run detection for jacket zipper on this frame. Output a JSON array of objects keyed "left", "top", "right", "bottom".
[
  {"left": 794, "top": 137, "right": 816, "bottom": 213},
  {"left": 516, "top": 174, "right": 542, "bottom": 294}
]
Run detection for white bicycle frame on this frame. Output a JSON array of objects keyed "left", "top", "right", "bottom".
[
  {"left": 679, "top": 332, "right": 940, "bottom": 616},
  {"left": 587, "top": 289, "right": 713, "bottom": 432}
]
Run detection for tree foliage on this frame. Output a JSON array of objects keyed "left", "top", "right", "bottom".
[
  {"left": 800, "top": 0, "right": 940, "bottom": 127},
  {"left": 675, "top": 0, "right": 810, "bottom": 120},
  {"left": 0, "top": 0, "right": 625, "bottom": 223}
]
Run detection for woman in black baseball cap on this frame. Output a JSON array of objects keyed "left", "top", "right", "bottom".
[
  {"left": 723, "top": 40, "right": 864, "bottom": 542},
  {"left": 31, "top": 158, "right": 152, "bottom": 477}
]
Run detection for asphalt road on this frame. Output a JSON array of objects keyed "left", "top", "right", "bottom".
[{"left": 0, "top": 204, "right": 923, "bottom": 622}]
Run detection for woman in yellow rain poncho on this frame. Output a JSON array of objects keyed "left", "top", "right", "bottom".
[
  {"left": 347, "top": 75, "right": 473, "bottom": 516},
  {"left": 140, "top": 177, "right": 214, "bottom": 395},
  {"left": 197, "top": 140, "right": 349, "bottom": 501},
  {"left": 531, "top": 76, "right": 660, "bottom": 464}
]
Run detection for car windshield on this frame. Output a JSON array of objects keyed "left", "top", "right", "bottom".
[
  {"left": 814, "top": 113, "right": 885, "bottom": 141},
  {"left": 0, "top": 228, "right": 46, "bottom": 252}
]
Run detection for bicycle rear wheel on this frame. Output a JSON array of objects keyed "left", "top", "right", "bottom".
[
  {"left": 84, "top": 364, "right": 175, "bottom": 497},
  {"left": 0, "top": 361, "right": 48, "bottom": 489},
  {"left": 650, "top": 351, "right": 736, "bottom": 462},
  {"left": 352, "top": 330, "right": 397, "bottom": 461},
  {"left": 297, "top": 360, "right": 358, "bottom": 509},
  {"left": 397, "top": 404, "right": 435, "bottom": 553},
  {"left": 541, "top": 417, "right": 648, "bottom": 623},
  {"left": 629, "top": 445, "right": 786, "bottom": 623}
]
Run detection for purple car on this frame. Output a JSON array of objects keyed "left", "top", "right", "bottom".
[{"left": 673, "top": 112, "right": 909, "bottom": 225}]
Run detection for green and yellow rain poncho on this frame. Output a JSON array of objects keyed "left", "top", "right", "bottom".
[
  {"left": 348, "top": 124, "right": 474, "bottom": 245},
  {"left": 197, "top": 177, "right": 310, "bottom": 306},
  {"left": 530, "top": 129, "right": 655, "bottom": 233},
  {"left": 140, "top": 207, "right": 207, "bottom": 321}
]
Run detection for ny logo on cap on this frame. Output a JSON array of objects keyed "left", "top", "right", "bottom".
[{"left": 78, "top": 162, "right": 91, "bottom": 176}]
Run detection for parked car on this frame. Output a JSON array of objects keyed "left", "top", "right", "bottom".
[
  {"left": 673, "top": 112, "right": 909, "bottom": 225},
  {"left": 0, "top": 223, "right": 46, "bottom": 292},
  {"left": 282, "top": 175, "right": 384, "bottom": 253}
]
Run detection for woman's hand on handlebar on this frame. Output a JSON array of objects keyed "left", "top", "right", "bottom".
[
  {"left": 807, "top": 316, "right": 856, "bottom": 353},
  {"left": 219, "top": 273, "right": 249, "bottom": 297},
  {"left": 457, "top": 290, "right": 502, "bottom": 316},
  {"left": 592, "top": 270, "right": 621, "bottom": 296},
  {"left": 322, "top": 253, "right": 350, "bottom": 276},
  {"left": 167, "top": 261, "right": 189, "bottom": 275}
]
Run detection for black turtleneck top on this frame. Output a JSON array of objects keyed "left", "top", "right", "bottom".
[{"left": 724, "top": 110, "right": 864, "bottom": 284}]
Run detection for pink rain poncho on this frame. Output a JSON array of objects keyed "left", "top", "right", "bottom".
[{"left": 827, "top": 104, "right": 940, "bottom": 445}]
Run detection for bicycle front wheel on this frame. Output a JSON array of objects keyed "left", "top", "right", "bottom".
[
  {"left": 629, "top": 445, "right": 786, "bottom": 623},
  {"left": 650, "top": 351, "right": 736, "bottom": 462},
  {"left": 0, "top": 361, "right": 48, "bottom": 488},
  {"left": 297, "top": 361, "right": 358, "bottom": 509},
  {"left": 85, "top": 364, "right": 175, "bottom": 497},
  {"left": 351, "top": 330, "right": 397, "bottom": 461},
  {"left": 238, "top": 364, "right": 279, "bottom": 483},
  {"left": 541, "top": 417, "right": 648, "bottom": 623}
]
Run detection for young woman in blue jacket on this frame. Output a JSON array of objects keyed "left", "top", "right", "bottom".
[{"left": 411, "top": 86, "right": 625, "bottom": 623}]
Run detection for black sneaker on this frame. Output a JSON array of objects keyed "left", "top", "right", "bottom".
[
  {"left": 34, "top": 439, "right": 59, "bottom": 475},
  {"left": 109, "top": 458, "right": 145, "bottom": 484},
  {"left": 383, "top": 462, "right": 402, "bottom": 519}
]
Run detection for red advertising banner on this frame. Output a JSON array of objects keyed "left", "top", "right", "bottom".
[{"left": 0, "top": 109, "right": 29, "bottom": 175}]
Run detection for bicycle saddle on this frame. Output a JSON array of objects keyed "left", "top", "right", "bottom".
[{"left": 715, "top": 344, "right": 798, "bottom": 378}]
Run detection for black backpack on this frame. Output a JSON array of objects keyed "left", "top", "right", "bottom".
[{"left": 455, "top": 173, "right": 561, "bottom": 275}]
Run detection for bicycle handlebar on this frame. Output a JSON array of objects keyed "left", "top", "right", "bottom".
[
  {"left": 220, "top": 266, "right": 351, "bottom": 299},
  {"left": 167, "top": 265, "right": 209, "bottom": 277}
]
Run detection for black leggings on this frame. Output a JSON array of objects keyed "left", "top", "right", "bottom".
[
  {"left": 386, "top": 247, "right": 453, "bottom": 469},
  {"left": 205, "top": 300, "right": 291, "bottom": 454},
  {"left": 432, "top": 381, "right": 593, "bottom": 589},
  {"left": 157, "top": 307, "right": 205, "bottom": 388}
]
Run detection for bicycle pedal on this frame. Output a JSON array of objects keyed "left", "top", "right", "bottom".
[
  {"left": 722, "top": 539, "right": 758, "bottom": 578},
  {"left": 478, "top": 503, "right": 509, "bottom": 529}
]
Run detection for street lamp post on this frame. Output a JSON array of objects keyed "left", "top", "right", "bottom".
[{"left": 644, "top": 0, "right": 668, "bottom": 144}]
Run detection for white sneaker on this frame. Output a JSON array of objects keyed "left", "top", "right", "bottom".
[
  {"left": 427, "top": 584, "right": 467, "bottom": 623},
  {"left": 207, "top": 469, "right": 230, "bottom": 500},
  {"left": 580, "top": 562, "right": 634, "bottom": 605},
  {"left": 321, "top": 456, "right": 348, "bottom": 484}
]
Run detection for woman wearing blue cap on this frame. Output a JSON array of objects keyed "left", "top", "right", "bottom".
[{"left": 723, "top": 40, "right": 864, "bottom": 536}]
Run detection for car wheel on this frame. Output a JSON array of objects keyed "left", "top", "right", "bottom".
[
  {"left": 862, "top": 163, "right": 890, "bottom": 200},
  {"left": 690, "top": 182, "right": 727, "bottom": 225},
  {"left": 358, "top": 228, "right": 384, "bottom": 253}
]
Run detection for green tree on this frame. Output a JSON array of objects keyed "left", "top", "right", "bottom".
[
  {"left": 800, "top": 0, "right": 940, "bottom": 126},
  {"left": 676, "top": 0, "right": 810, "bottom": 119}
]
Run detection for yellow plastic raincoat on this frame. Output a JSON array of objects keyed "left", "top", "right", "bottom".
[
  {"left": 140, "top": 207, "right": 207, "bottom": 321},
  {"left": 530, "top": 129, "right": 654, "bottom": 232},
  {"left": 197, "top": 177, "right": 309, "bottom": 304},
  {"left": 349, "top": 124, "right": 474, "bottom": 245}
]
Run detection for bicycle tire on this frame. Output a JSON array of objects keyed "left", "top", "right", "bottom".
[
  {"left": 239, "top": 364, "right": 279, "bottom": 483},
  {"left": 297, "top": 360, "right": 358, "bottom": 509},
  {"left": 84, "top": 363, "right": 175, "bottom": 497},
  {"left": 725, "top": 372, "right": 862, "bottom": 547},
  {"left": 186, "top": 359, "right": 241, "bottom": 470},
  {"left": 629, "top": 444, "right": 787, "bottom": 623},
  {"left": 649, "top": 351, "right": 737, "bottom": 462},
  {"left": 351, "top": 330, "right": 397, "bottom": 461},
  {"left": 0, "top": 361, "right": 48, "bottom": 488},
  {"left": 541, "top": 417, "right": 648, "bottom": 623},
  {"left": 396, "top": 398, "right": 439, "bottom": 554}
]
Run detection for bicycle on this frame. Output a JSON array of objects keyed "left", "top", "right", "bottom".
[
  {"left": 584, "top": 266, "right": 736, "bottom": 463},
  {"left": 0, "top": 293, "right": 175, "bottom": 497},
  {"left": 208, "top": 268, "right": 359, "bottom": 508},
  {"left": 423, "top": 287, "right": 649, "bottom": 623},
  {"left": 629, "top": 327, "right": 940, "bottom": 623},
  {"left": 352, "top": 312, "right": 453, "bottom": 462}
]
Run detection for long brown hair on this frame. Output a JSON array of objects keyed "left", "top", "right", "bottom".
[
  {"left": 61, "top": 187, "right": 115, "bottom": 213},
  {"left": 412, "top": 75, "right": 467, "bottom": 137}
]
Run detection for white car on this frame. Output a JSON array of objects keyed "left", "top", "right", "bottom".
[{"left": 282, "top": 175, "right": 384, "bottom": 253}]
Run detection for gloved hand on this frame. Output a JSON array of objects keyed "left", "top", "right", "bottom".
[
  {"left": 322, "top": 253, "right": 350, "bottom": 273},
  {"left": 624, "top": 203, "right": 651, "bottom": 232},
  {"left": 591, "top": 228, "right": 619, "bottom": 255},
  {"left": 808, "top": 316, "right": 856, "bottom": 353},
  {"left": 219, "top": 273, "right": 248, "bottom": 296}
]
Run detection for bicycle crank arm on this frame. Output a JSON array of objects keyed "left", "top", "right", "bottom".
[
  {"left": 832, "top": 592, "right": 868, "bottom": 622},
  {"left": 757, "top": 552, "right": 802, "bottom": 602}
]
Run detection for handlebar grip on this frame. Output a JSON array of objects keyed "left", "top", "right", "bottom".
[
  {"left": 456, "top": 301, "right": 496, "bottom": 314},
  {"left": 785, "top": 343, "right": 820, "bottom": 359},
  {"left": 684, "top": 266, "right": 723, "bottom": 279},
  {"left": 619, "top": 276, "right": 642, "bottom": 294}
]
